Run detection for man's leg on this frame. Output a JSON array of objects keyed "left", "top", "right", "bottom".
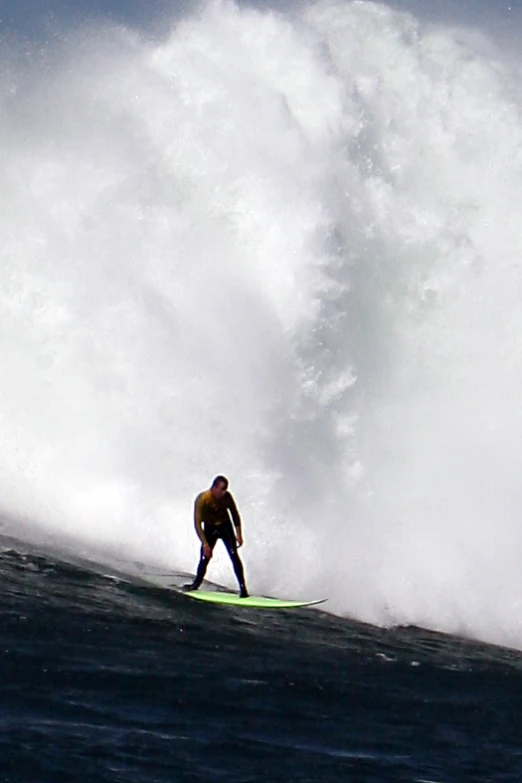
[
  {"left": 221, "top": 526, "right": 248, "bottom": 597},
  {"left": 184, "top": 527, "right": 217, "bottom": 590}
]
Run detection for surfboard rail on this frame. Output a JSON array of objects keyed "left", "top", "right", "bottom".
[{"left": 183, "top": 590, "right": 327, "bottom": 609}]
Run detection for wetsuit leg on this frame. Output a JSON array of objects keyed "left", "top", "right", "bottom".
[
  {"left": 192, "top": 526, "right": 219, "bottom": 588},
  {"left": 220, "top": 523, "right": 247, "bottom": 590}
]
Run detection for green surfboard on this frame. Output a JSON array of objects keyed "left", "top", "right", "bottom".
[{"left": 183, "top": 590, "right": 326, "bottom": 609}]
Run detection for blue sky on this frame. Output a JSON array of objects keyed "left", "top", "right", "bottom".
[
  {"left": 0, "top": 0, "right": 518, "bottom": 29},
  {"left": 1, "top": 0, "right": 520, "bottom": 53},
  {"left": 0, "top": 0, "right": 178, "bottom": 36}
]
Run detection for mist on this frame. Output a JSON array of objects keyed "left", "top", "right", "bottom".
[{"left": 2, "top": 0, "right": 522, "bottom": 649}]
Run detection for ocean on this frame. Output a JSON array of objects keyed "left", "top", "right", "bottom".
[
  {"left": 2, "top": 0, "right": 522, "bottom": 779},
  {"left": 3, "top": 540, "right": 522, "bottom": 782}
]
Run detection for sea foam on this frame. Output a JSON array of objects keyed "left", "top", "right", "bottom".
[{"left": 2, "top": 0, "right": 522, "bottom": 648}]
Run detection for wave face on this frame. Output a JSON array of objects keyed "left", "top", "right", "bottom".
[{"left": 2, "top": 0, "right": 522, "bottom": 648}]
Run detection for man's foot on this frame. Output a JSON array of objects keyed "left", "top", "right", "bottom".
[
  {"left": 239, "top": 585, "right": 249, "bottom": 598},
  {"left": 182, "top": 582, "right": 200, "bottom": 592}
]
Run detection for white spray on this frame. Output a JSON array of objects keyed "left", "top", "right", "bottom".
[{"left": 2, "top": 0, "right": 522, "bottom": 648}]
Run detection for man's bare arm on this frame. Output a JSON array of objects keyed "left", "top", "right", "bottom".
[
  {"left": 194, "top": 496, "right": 208, "bottom": 547},
  {"left": 227, "top": 494, "right": 243, "bottom": 546}
]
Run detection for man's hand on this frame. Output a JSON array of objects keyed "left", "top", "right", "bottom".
[
  {"left": 202, "top": 543, "right": 212, "bottom": 560},
  {"left": 236, "top": 534, "right": 243, "bottom": 548}
]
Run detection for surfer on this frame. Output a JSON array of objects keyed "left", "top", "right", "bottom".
[{"left": 184, "top": 476, "right": 249, "bottom": 598}]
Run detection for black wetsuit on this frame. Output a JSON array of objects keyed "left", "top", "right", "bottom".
[{"left": 192, "top": 489, "right": 246, "bottom": 590}]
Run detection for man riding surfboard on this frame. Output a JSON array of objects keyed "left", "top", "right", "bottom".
[{"left": 184, "top": 475, "right": 249, "bottom": 598}]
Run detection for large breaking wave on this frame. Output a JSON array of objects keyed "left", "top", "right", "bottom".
[{"left": 2, "top": 0, "right": 522, "bottom": 649}]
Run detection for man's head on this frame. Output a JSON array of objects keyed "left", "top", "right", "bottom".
[{"left": 210, "top": 475, "right": 229, "bottom": 499}]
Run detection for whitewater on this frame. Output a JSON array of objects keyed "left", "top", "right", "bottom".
[{"left": 2, "top": 0, "right": 522, "bottom": 650}]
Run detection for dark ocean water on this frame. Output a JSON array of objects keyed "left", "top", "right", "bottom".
[{"left": 1, "top": 546, "right": 522, "bottom": 783}]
